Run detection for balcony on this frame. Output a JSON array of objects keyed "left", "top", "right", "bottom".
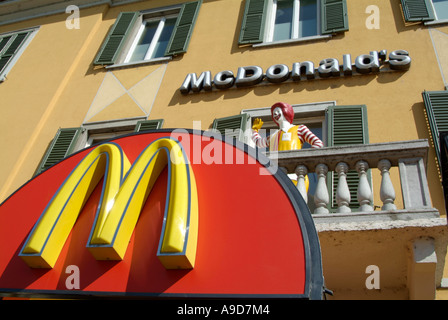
[
  {"left": 267, "top": 139, "right": 441, "bottom": 223},
  {"left": 266, "top": 139, "right": 448, "bottom": 299}
]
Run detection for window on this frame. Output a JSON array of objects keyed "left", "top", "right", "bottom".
[
  {"left": 212, "top": 103, "right": 370, "bottom": 212},
  {"left": 239, "top": 104, "right": 326, "bottom": 210},
  {"left": 0, "top": 28, "right": 37, "bottom": 82},
  {"left": 401, "top": 0, "right": 448, "bottom": 22},
  {"left": 36, "top": 127, "right": 82, "bottom": 175},
  {"left": 211, "top": 114, "right": 251, "bottom": 144},
  {"left": 326, "top": 105, "right": 369, "bottom": 211},
  {"left": 243, "top": 104, "right": 326, "bottom": 150},
  {"left": 94, "top": 1, "right": 202, "bottom": 66},
  {"left": 125, "top": 15, "right": 178, "bottom": 63},
  {"left": 239, "top": 0, "right": 348, "bottom": 46},
  {"left": 35, "top": 119, "right": 164, "bottom": 175},
  {"left": 422, "top": 90, "right": 448, "bottom": 165},
  {"left": 266, "top": 0, "right": 319, "bottom": 42},
  {"left": 432, "top": 0, "right": 448, "bottom": 20}
]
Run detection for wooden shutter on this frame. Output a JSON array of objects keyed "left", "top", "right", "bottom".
[
  {"left": 400, "top": 0, "right": 435, "bottom": 22},
  {"left": 94, "top": 12, "right": 139, "bottom": 65},
  {"left": 0, "top": 31, "right": 30, "bottom": 75},
  {"left": 423, "top": 90, "right": 448, "bottom": 164},
  {"left": 36, "top": 128, "right": 82, "bottom": 175},
  {"left": 326, "top": 105, "right": 369, "bottom": 210},
  {"left": 328, "top": 105, "right": 369, "bottom": 146},
  {"left": 165, "top": 1, "right": 202, "bottom": 56},
  {"left": 212, "top": 114, "right": 249, "bottom": 142},
  {"left": 134, "top": 119, "right": 164, "bottom": 132},
  {"left": 238, "top": 0, "right": 268, "bottom": 45},
  {"left": 321, "top": 0, "right": 349, "bottom": 35}
]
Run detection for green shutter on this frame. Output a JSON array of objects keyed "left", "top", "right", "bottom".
[
  {"left": 165, "top": 1, "right": 202, "bottom": 56},
  {"left": 328, "top": 105, "right": 369, "bottom": 146},
  {"left": 36, "top": 128, "right": 81, "bottom": 175},
  {"left": 327, "top": 105, "right": 369, "bottom": 211},
  {"left": 0, "top": 32, "right": 30, "bottom": 74},
  {"left": 400, "top": 0, "right": 435, "bottom": 22},
  {"left": 238, "top": 0, "right": 268, "bottom": 45},
  {"left": 212, "top": 114, "right": 249, "bottom": 142},
  {"left": 0, "top": 35, "right": 12, "bottom": 53},
  {"left": 440, "top": 133, "right": 448, "bottom": 209},
  {"left": 94, "top": 12, "right": 139, "bottom": 65},
  {"left": 0, "top": 55, "right": 10, "bottom": 75},
  {"left": 321, "top": 0, "right": 349, "bottom": 35},
  {"left": 134, "top": 119, "right": 164, "bottom": 132},
  {"left": 422, "top": 91, "right": 448, "bottom": 164}
]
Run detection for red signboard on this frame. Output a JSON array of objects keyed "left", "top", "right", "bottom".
[{"left": 0, "top": 130, "right": 323, "bottom": 299}]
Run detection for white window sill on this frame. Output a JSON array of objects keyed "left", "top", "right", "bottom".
[
  {"left": 425, "top": 19, "right": 448, "bottom": 26},
  {"left": 105, "top": 56, "right": 172, "bottom": 70},
  {"left": 252, "top": 35, "right": 332, "bottom": 48}
]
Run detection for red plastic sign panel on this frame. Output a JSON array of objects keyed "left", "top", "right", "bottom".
[{"left": 0, "top": 130, "right": 323, "bottom": 299}]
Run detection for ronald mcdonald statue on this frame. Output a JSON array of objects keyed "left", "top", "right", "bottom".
[{"left": 251, "top": 102, "right": 324, "bottom": 192}]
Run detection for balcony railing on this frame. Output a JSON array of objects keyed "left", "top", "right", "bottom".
[{"left": 266, "top": 140, "right": 436, "bottom": 217}]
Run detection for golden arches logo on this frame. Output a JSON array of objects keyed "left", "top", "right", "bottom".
[{"left": 19, "top": 137, "right": 198, "bottom": 270}]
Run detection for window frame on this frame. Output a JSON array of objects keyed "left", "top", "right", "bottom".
[
  {"left": 264, "top": 0, "right": 321, "bottom": 43},
  {"left": 122, "top": 8, "right": 181, "bottom": 65},
  {"left": 239, "top": 0, "right": 347, "bottom": 48},
  {"left": 401, "top": 0, "right": 448, "bottom": 24},
  {"left": 94, "top": 1, "right": 202, "bottom": 68},
  {"left": 0, "top": 27, "right": 38, "bottom": 82},
  {"left": 241, "top": 101, "right": 333, "bottom": 148},
  {"left": 428, "top": 0, "right": 448, "bottom": 22},
  {"left": 35, "top": 117, "right": 165, "bottom": 176},
  {"left": 75, "top": 117, "right": 164, "bottom": 151}
]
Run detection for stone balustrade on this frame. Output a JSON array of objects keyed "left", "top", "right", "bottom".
[{"left": 266, "top": 140, "right": 432, "bottom": 215}]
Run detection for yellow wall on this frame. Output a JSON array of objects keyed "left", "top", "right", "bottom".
[
  {"left": 0, "top": 0, "right": 447, "bottom": 299},
  {"left": 1, "top": 0, "right": 443, "bottom": 210}
]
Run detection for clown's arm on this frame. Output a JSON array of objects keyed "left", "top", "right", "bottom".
[
  {"left": 297, "top": 125, "right": 323, "bottom": 148},
  {"left": 251, "top": 118, "right": 270, "bottom": 148}
]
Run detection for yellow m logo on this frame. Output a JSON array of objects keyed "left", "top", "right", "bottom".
[{"left": 19, "top": 137, "right": 198, "bottom": 269}]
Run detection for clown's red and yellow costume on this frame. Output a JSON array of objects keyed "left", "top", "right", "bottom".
[
  {"left": 252, "top": 124, "right": 323, "bottom": 151},
  {"left": 251, "top": 102, "right": 324, "bottom": 191}
]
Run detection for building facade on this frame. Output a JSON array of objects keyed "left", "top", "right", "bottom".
[{"left": 1, "top": 0, "right": 448, "bottom": 299}]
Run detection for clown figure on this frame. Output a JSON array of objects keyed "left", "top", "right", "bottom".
[{"left": 251, "top": 102, "right": 323, "bottom": 192}]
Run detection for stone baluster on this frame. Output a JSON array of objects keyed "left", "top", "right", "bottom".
[
  {"left": 356, "top": 160, "right": 374, "bottom": 212},
  {"left": 295, "top": 165, "right": 308, "bottom": 204},
  {"left": 335, "top": 162, "right": 351, "bottom": 213},
  {"left": 378, "top": 159, "right": 397, "bottom": 211},
  {"left": 314, "top": 164, "right": 329, "bottom": 214}
]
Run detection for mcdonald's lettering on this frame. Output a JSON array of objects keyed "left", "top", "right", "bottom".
[
  {"left": 0, "top": 130, "right": 323, "bottom": 299},
  {"left": 20, "top": 138, "right": 198, "bottom": 269}
]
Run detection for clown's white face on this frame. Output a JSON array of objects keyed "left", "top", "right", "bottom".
[
  {"left": 272, "top": 107, "right": 285, "bottom": 124},
  {"left": 272, "top": 106, "right": 294, "bottom": 132}
]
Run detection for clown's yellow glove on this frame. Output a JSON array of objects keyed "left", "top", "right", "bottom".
[{"left": 252, "top": 118, "right": 264, "bottom": 132}]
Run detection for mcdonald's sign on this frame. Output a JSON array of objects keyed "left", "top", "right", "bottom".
[{"left": 0, "top": 130, "right": 323, "bottom": 299}]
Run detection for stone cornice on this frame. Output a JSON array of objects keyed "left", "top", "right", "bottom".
[{"left": 0, "top": 0, "right": 146, "bottom": 26}]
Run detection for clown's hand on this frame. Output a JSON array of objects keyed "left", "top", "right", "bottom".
[{"left": 252, "top": 118, "right": 264, "bottom": 132}]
